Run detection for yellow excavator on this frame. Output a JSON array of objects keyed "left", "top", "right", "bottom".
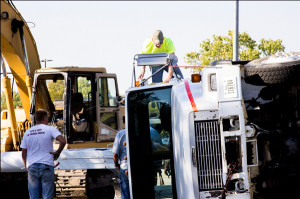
[{"left": 1, "top": 1, "right": 124, "bottom": 198}]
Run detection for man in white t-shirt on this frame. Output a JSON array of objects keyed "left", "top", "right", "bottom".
[{"left": 21, "top": 109, "right": 66, "bottom": 199}]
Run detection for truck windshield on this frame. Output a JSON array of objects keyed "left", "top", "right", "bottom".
[{"left": 127, "top": 86, "right": 176, "bottom": 199}]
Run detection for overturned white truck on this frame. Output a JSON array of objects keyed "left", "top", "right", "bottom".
[{"left": 125, "top": 53, "right": 300, "bottom": 199}]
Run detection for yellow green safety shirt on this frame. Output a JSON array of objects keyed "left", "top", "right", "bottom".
[{"left": 141, "top": 37, "right": 176, "bottom": 54}]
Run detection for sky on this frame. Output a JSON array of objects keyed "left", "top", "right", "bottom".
[{"left": 5, "top": 1, "right": 300, "bottom": 94}]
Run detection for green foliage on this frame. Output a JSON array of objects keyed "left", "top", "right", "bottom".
[
  {"left": 1, "top": 91, "right": 22, "bottom": 111},
  {"left": 1, "top": 78, "right": 92, "bottom": 112},
  {"left": 13, "top": 91, "right": 22, "bottom": 108},
  {"left": 77, "top": 77, "right": 91, "bottom": 99},
  {"left": 258, "top": 38, "right": 285, "bottom": 57},
  {"left": 185, "top": 30, "right": 285, "bottom": 72},
  {"left": 47, "top": 80, "right": 65, "bottom": 101},
  {"left": 1, "top": 92, "right": 7, "bottom": 111},
  {"left": 46, "top": 77, "right": 91, "bottom": 103}
]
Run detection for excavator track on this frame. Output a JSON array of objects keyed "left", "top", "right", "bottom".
[
  {"left": 55, "top": 170, "right": 87, "bottom": 198},
  {"left": 55, "top": 169, "right": 119, "bottom": 199}
]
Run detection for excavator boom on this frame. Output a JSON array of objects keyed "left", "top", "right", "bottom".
[{"left": 1, "top": 0, "right": 41, "bottom": 120}]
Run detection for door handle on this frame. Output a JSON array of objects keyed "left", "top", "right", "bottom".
[{"left": 192, "top": 146, "right": 197, "bottom": 167}]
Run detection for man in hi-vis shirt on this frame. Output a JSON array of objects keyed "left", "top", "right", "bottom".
[{"left": 138, "top": 30, "right": 184, "bottom": 83}]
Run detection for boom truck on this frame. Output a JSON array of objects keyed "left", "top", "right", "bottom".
[
  {"left": 126, "top": 53, "right": 300, "bottom": 199},
  {"left": 1, "top": 1, "right": 124, "bottom": 198}
]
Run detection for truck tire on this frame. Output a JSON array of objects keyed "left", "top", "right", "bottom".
[{"left": 244, "top": 53, "right": 300, "bottom": 85}]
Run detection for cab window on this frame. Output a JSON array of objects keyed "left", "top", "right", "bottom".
[{"left": 99, "top": 77, "right": 117, "bottom": 107}]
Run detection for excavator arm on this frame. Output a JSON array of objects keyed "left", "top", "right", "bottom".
[
  {"left": 1, "top": 0, "right": 41, "bottom": 120},
  {"left": 1, "top": 1, "right": 54, "bottom": 151}
]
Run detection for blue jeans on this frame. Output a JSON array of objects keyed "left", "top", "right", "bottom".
[
  {"left": 151, "top": 54, "right": 184, "bottom": 83},
  {"left": 120, "top": 169, "right": 130, "bottom": 199},
  {"left": 28, "top": 163, "right": 55, "bottom": 199}
]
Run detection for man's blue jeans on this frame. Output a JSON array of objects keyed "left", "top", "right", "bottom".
[
  {"left": 28, "top": 163, "right": 55, "bottom": 199},
  {"left": 120, "top": 169, "right": 130, "bottom": 199},
  {"left": 151, "top": 54, "right": 184, "bottom": 83}
]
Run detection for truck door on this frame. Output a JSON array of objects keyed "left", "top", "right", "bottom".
[
  {"left": 127, "top": 86, "right": 177, "bottom": 199},
  {"left": 96, "top": 73, "right": 122, "bottom": 141}
]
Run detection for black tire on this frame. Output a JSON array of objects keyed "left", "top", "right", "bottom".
[{"left": 244, "top": 53, "right": 300, "bottom": 85}]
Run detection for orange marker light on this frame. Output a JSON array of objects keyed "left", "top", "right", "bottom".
[
  {"left": 136, "top": 80, "right": 140, "bottom": 87},
  {"left": 191, "top": 74, "right": 201, "bottom": 83}
]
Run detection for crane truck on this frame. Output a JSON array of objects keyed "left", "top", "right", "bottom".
[
  {"left": 1, "top": 1, "right": 124, "bottom": 198},
  {"left": 125, "top": 53, "right": 300, "bottom": 199}
]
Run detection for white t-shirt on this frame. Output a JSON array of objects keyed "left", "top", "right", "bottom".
[{"left": 20, "top": 124, "right": 62, "bottom": 168}]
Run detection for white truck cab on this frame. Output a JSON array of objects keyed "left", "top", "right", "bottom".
[{"left": 125, "top": 53, "right": 300, "bottom": 199}]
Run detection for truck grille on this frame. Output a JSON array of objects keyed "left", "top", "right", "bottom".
[{"left": 195, "top": 120, "right": 223, "bottom": 190}]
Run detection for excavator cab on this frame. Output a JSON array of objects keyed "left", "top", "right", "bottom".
[{"left": 30, "top": 67, "right": 124, "bottom": 147}]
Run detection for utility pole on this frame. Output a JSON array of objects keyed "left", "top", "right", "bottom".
[
  {"left": 233, "top": 0, "right": 239, "bottom": 61},
  {"left": 41, "top": 59, "right": 53, "bottom": 68}
]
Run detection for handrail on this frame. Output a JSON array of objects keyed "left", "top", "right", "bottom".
[
  {"left": 136, "top": 64, "right": 169, "bottom": 87},
  {"left": 132, "top": 53, "right": 172, "bottom": 87}
]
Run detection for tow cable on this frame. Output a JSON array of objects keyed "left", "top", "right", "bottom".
[{"left": 221, "top": 163, "right": 236, "bottom": 199}]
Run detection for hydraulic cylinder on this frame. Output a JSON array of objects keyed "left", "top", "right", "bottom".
[{"left": 2, "top": 76, "right": 19, "bottom": 150}]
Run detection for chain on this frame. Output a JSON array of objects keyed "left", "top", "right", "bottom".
[{"left": 221, "top": 163, "right": 236, "bottom": 199}]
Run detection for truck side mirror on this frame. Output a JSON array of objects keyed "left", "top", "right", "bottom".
[{"left": 116, "top": 96, "right": 125, "bottom": 105}]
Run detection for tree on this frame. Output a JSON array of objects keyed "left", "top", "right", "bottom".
[
  {"left": 185, "top": 30, "right": 285, "bottom": 72},
  {"left": 47, "top": 77, "right": 91, "bottom": 102},
  {"left": 47, "top": 80, "right": 65, "bottom": 101},
  {"left": 258, "top": 38, "right": 285, "bottom": 57},
  {"left": 1, "top": 91, "right": 23, "bottom": 111},
  {"left": 78, "top": 77, "right": 91, "bottom": 99},
  {"left": 1, "top": 91, "right": 7, "bottom": 111},
  {"left": 12, "top": 91, "right": 22, "bottom": 108}
]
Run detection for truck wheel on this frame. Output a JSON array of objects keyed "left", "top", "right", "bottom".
[{"left": 244, "top": 53, "right": 300, "bottom": 85}]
